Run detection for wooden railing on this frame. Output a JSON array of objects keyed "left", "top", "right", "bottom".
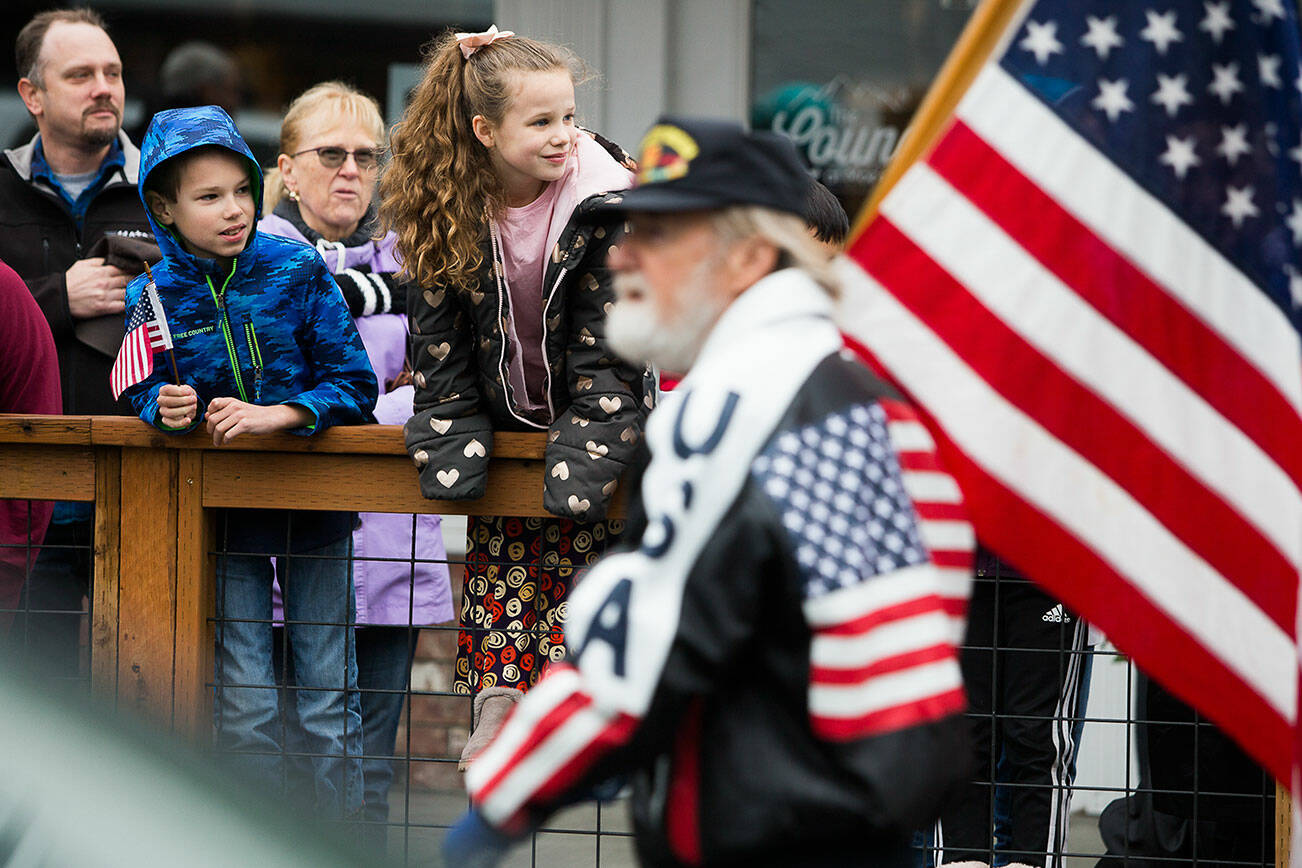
[
  {"left": 0, "top": 414, "right": 1290, "bottom": 866},
  {"left": 0, "top": 414, "right": 554, "bottom": 736}
]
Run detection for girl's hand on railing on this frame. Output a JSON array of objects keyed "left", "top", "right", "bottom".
[
  {"left": 204, "top": 398, "right": 314, "bottom": 446},
  {"left": 157, "top": 384, "right": 199, "bottom": 429}
]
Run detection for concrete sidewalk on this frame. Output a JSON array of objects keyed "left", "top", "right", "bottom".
[{"left": 382, "top": 786, "right": 1106, "bottom": 867}]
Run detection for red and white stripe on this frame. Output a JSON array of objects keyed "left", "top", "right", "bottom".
[
  {"left": 466, "top": 664, "right": 638, "bottom": 829},
  {"left": 840, "top": 60, "right": 1302, "bottom": 781},
  {"left": 110, "top": 283, "right": 173, "bottom": 401},
  {"left": 880, "top": 394, "right": 974, "bottom": 634},
  {"left": 804, "top": 400, "right": 973, "bottom": 741},
  {"left": 109, "top": 322, "right": 156, "bottom": 400},
  {"left": 146, "top": 322, "right": 169, "bottom": 351},
  {"left": 805, "top": 562, "right": 968, "bottom": 740}
]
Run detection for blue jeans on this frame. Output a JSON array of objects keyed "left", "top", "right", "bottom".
[
  {"left": 213, "top": 536, "right": 363, "bottom": 819},
  {"left": 278, "top": 624, "right": 417, "bottom": 848},
  {"left": 357, "top": 626, "right": 417, "bottom": 847},
  {"left": 356, "top": 627, "right": 416, "bottom": 819}
]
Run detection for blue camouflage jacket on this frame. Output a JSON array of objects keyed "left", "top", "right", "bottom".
[
  {"left": 123, "top": 105, "right": 376, "bottom": 436},
  {"left": 123, "top": 106, "right": 377, "bottom": 551}
]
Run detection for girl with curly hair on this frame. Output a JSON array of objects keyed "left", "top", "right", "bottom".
[{"left": 380, "top": 26, "right": 651, "bottom": 771}]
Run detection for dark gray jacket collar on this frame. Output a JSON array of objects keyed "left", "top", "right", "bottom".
[
  {"left": 272, "top": 197, "right": 379, "bottom": 248},
  {"left": 4, "top": 130, "right": 141, "bottom": 186}
]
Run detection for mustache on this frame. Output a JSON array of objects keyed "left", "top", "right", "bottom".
[
  {"left": 83, "top": 100, "right": 120, "bottom": 119},
  {"left": 612, "top": 272, "right": 648, "bottom": 299}
]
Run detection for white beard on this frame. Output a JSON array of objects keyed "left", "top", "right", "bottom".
[{"left": 606, "top": 261, "right": 729, "bottom": 374}]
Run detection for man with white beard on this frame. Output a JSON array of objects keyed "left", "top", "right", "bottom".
[{"left": 445, "top": 116, "right": 974, "bottom": 868}]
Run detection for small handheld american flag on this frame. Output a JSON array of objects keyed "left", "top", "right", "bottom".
[{"left": 109, "top": 265, "right": 175, "bottom": 400}]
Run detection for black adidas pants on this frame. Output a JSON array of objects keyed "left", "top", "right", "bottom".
[{"left": 936, "top": 557, "right": 1090, "bottom": 868}]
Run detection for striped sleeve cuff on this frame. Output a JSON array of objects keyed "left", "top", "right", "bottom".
[{"left": 336, "top": 269, "right": 403, "bottom": 317}]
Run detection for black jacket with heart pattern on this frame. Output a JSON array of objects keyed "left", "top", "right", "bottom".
[{"left": 404, "top": 136, "right": 651, "bottom": 522}]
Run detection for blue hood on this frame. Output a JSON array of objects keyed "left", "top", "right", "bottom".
[{"left": 137, "top": 105, "right": 263, "bottom": 266}]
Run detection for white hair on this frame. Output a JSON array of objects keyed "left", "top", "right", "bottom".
[
  {"left": 706, "top": 205, "right": 839, "bottom": 295},
  {"left": 607, "top": 248, "right": 731, "bottom": 373}
]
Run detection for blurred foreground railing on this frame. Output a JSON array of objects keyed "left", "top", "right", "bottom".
[
  {"left": 0, "top": 414, "right": 558, "bottom": 736},
  {"left": 0, "top": 414, "right": 1291, "bottom": 868}
]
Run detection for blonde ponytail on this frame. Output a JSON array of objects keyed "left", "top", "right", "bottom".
[{"left": 379, "top": 29, "right": 583, "bottom": 293}]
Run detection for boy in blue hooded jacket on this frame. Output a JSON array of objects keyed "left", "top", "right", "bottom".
[{"left": 122, "top": 106, "right": 377, "bottom": 819}]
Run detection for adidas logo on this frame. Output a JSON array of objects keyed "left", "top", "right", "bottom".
[{"left": 1042, "top": 604, "right": 1072, "bottom": 623}]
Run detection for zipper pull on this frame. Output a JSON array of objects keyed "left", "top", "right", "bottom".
[{"left": 245, "top": 321, "right": 263, "bottom": 402}]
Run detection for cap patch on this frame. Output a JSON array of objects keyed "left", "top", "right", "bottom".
[{"left": 636, "top": 124, "right": 699, "bottom": 185}]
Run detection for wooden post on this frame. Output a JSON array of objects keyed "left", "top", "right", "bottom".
[
  {"left": 172, "top": 449, "right": 214, "bottom": 738},
  {"left": 114, "top": 447, "right": 179, "bottom": 723},
  {"left": 1280, "top": 783, "right": 1291, "bottom": 868},
  {"left": 10, "top": 414, "right": 1289, "bottom": 861},
  {"left": 90, "top": 447, "right": 121, "bottom": 703}
]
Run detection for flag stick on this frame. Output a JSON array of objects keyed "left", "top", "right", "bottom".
[
  {"left": 166, "top": 349, "right": 181, "bottom": 387},
  {"left": 143, "top": 260, "right": 182, "bottom": 385}
]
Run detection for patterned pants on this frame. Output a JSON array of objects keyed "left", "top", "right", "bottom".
[{"left": 454, "top": 515, "right": 623, "bottom": 695}]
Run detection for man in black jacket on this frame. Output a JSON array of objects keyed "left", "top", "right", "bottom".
[
  {"left": 444, "top": 116, "right": 975, "bottom": 868},
  {"left": 3, "top": 9, "right": 156, "bottom": 677}
]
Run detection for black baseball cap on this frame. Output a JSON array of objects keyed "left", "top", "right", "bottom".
[{"left": 597, "top": 115, "right": 811, "bottom": 217}]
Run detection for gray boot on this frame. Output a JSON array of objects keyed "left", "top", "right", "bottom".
[{"left": 458, "top": 686, "right": 523, "bottom": 772}]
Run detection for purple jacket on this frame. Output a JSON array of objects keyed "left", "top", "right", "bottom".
[
  {"left": 261, "top": 209, "right": 452, "bottom": 627},
  {"left": 259, "top": 208, "right": 401, "bottom": 273},
  {"left": 353, "top": 383, "right": 452, "bottom": 626}
]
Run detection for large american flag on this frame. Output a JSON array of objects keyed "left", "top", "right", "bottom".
[
  {"left": 839, "top": 0, "right": 1302, "bottom": 791},
  {"left": 110, "top": 280, "right": 173, "bottom": 400}
]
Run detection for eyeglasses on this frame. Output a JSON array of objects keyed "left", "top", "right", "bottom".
[{"left": 291, "top": 146, "right": 381, "bottom": 171}]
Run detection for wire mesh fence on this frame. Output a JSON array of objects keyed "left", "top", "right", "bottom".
[
  {"left": 198, "top": 517, "right": 1281, "bottom": 867},
  {"left": 0, "top": 422, "right": 1285, "bottom": 867},
  {"left": 3, "top": 498, "right": 94, "bottom": 691},
  {"left": 206, "top": 509, "right": 636, "bottom": 864},
  {"left": 926, "top": 556, "right": 1277, "bottom": 868}
]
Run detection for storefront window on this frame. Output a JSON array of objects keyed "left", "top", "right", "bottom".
[{"left": 751, "top": 0, "right": 975, "bottom": 221}]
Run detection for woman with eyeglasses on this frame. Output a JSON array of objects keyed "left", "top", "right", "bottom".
[
  {"left": 262, "top": 81, "right": 401, "bottom": 318},
  {"left": 259, "top": 81, "right": 454, "bottom": 850}
]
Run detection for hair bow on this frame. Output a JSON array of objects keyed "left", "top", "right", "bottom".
[{"left": 456, "top": 25, "right": 515, "bottom": 59}]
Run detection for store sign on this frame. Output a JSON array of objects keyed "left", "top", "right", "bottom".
[
  {"left": 755, "top": 77, "right": 923, "bottom": 217},
  {"left": 750, "top": 0, "right": 971, "bottom": 220},
  {"left": 769, "top": 93, "right": 899, "bottom": 188}
]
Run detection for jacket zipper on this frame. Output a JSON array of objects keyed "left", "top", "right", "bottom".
[
  {"left": 538, "top": 266, "right": 567, "bottom": 422},
  {"left": 243, "top": 321, "right": 264, "bottom": 402},
  {"left": 489, "top": 220, "right": 548, "bottom": 430},
  {"left": 205, "top": 260, "right": 248, "bottom": 402}
]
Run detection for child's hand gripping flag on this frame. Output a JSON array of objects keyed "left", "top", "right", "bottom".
[{"left": 110, "top": 274, "right": 173, "bottom": 401}]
